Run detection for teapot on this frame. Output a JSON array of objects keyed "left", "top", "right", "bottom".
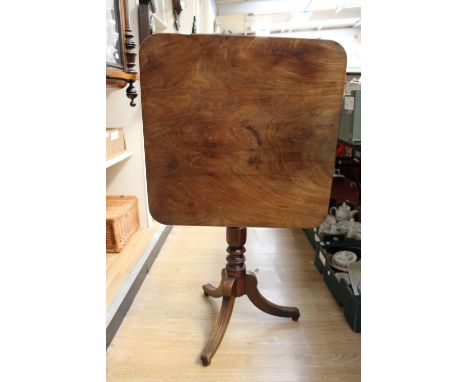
[
  {"left": 346, "top": 218, "right": 361, "bottom": 240},
  {"left": 329, "top": 203, "right": 359, "bottom": 222},
  {"left": 322, "top": 213, "right": 337, "bottom": 226}
]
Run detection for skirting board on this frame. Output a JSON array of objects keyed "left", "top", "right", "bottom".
[{"left": 106, "top": 224, "right": 172, "bottom": 348}]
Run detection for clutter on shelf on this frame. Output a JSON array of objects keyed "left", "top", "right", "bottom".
[
  {"left": 106, "top": 128, "right": 126, "bottom": 160},
  {"left": 304, "top": 199, "right": 361, "bottom": 333},
  {"left": 303, "top": 76, "right": 362, "bottom": 332},
  {"left": 318, "top": 201, "right": 361, "bottom": 242}
]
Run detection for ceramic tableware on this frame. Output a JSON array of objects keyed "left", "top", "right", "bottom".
[
  {"left": 319, "top": 224, "right": 337, "bottom": 235},
  {"left": 345, "top": 218, "right": 361, "bottom": 240},
  {"left": 336, "top": 220, "right": 350, "bottom": 233},
  {"left": 319, "top": 223, "right": 346, "bottom": 236},
  {"left": 329, "top": 203, "right": 359, "bottom": 222},
  {"left": 323, "top": 213, "right": 337, "bottom": 226},
  {"left": 331, "top": 250, "right": 357, "bottom": 271}
]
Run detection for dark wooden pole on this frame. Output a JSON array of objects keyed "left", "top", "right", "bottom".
[
  {"left": 123, "top": 0, "right": 137, "bottom": 74},
  {"left": 225, "top": 227, "right": 246, "bottom": 297}
]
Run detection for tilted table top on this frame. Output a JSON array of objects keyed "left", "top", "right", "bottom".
[{"left": 139, "top": 34, "right": 346, "bottom": 228}]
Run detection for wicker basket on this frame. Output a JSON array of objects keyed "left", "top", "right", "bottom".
[{"left": 106, "top": 195, "right": 140, "bottom": 253}]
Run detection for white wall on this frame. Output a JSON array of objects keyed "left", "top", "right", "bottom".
[
  {"left": 199, "top": 0, "right": 216, "bottom": 34},
  {"left": 159, "top": 0, "right": 199, "bottom": 34}
]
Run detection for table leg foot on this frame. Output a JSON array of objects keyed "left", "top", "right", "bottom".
[
  {"left": 200, "top": 278, "right": 236, "bottom": 366},
  {"left": 202, "top": 269, "right": 226, "bottom": 298},
  {"left": 245, "top": 270, "right": 300, "bottom": 320}
]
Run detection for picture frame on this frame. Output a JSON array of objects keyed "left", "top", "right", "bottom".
[{"left": 106, "top": 0, "right": 125, "bottom": 70}]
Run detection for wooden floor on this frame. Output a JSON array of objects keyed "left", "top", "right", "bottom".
[
  {"left": 107, "top": 222, "right": 161, "bottom": 311},
  {"left": 106, "top": 226, "right": 360, "bottom": 382}
]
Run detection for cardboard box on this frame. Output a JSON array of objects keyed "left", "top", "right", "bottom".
[{"left": 106, "top": 128, "right": 126, "bottom": 160}]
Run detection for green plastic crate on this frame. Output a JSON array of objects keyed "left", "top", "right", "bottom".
[
  {"left": 304, "top": 231, "right": 361, "bottom": 333},
  {"left": 322, "top": 256, "right": 361, "bottom": 333}
]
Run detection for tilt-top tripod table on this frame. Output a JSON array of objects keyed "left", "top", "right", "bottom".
[{"left": 139, "top": 34, "right": 346, "bottom": 366}]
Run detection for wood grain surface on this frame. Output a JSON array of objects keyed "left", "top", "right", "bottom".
[{"left": 139, "top": 34, "right": 346, "bottom": 228}]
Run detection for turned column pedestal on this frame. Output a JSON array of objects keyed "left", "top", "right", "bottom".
[{"left": 200, "top": 227, "right": 300, "bottom": 366}]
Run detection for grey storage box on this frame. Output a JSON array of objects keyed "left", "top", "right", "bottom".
[{"left": 339, "top": 89, "right": 361, "bottom": 144}]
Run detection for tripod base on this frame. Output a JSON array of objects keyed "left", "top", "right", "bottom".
[{"left": 200, "top": 228, "right": 300, "bottom": 366}]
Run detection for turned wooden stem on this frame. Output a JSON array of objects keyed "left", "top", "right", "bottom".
[
  {"left": 126, "top": 79, "right": 138, "bottom": 107},
  {"left": 225, "top": 227, "right": 246, "bottom": 297},
  {"left": 122, "top": 0, "right": 138, "bottom": 107},
  {"left": 123, "top": 0, "right": 137, "bottom": 74}
]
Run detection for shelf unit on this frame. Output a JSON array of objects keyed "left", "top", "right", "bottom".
[
  {"left": 106, "top": 68, "right": 140, "bottom": 89},
  {"left": 106, "top": 68, "right": 140, "bottom": 81},
  {"left": 106, "top": 151, "right": 133, "bottom": 169}
]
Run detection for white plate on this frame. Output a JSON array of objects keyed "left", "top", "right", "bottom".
[{"left": 331, "top": 250, "right": 358, "bottom": 271}]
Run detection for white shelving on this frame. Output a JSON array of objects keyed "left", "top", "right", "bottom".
[{"left": 106, "top": 151, "right": 133, "bottom": 169}]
